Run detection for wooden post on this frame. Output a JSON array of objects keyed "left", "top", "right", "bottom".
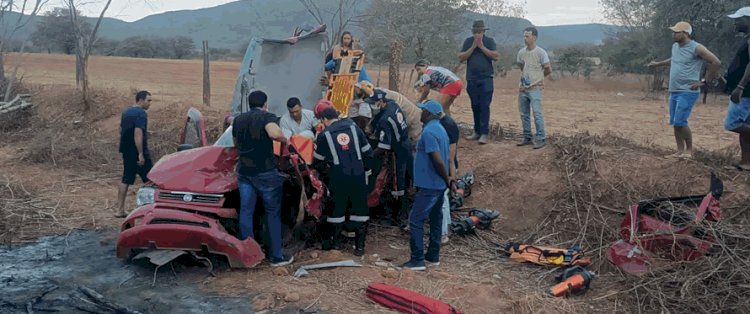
[
  {"left": 388, "top": 40, "right": 402, "bottom": 92},
  {"left": 376, "top": 64, "right": 382, "bottom": 87},
  {"left": 202, "top": 40, "right": 211, "bottom": 107}
]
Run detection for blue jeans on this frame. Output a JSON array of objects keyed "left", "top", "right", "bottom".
[
  {"left": 409, "top": 187, "right": 445, "bottom": 263},
  {"left": 518, "top": 89, "right": 545, "bottom": 141},
  {"left": 668, "top": 92, "right": 699, "bottom": 127},
  {"left": 238, "top": 169, "right": 285, "bottom": 260},
  {"left": 466, "top": 79, "right": 494, "bottom": 135}
]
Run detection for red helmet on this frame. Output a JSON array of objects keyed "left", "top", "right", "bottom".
[{"left": 314, "top": 99, "right": 334, "bottom": 118}]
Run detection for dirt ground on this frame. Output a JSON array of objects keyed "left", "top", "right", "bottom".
[{"left": 2, "top": 53, "right": 749, "bottom": 313}]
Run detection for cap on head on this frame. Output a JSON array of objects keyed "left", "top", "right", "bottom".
[
  {"left": 314, "top": 99, "right": 333, "bottom": 118},
  {"left": 417, "top": 100, "right": 443, "bottom": 116},
  {"left": 668, "top": 21, "right": 692, "bottom": 35},
  {"left": 365, "top": 89, "right": 387, "bottom": 105},
  {"left": 355, "top": 80, "right": 374, "bottom": 96},
  {"left": 728, "top": 7, "right": 750, "bottom": 19}
]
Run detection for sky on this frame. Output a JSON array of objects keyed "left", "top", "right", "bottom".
[{"left": 73, "top": 0, "right": 606, "bottom": 26}]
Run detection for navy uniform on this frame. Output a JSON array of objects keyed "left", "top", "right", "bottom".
[
  {"left": 313, "top": 118, "right": 372, "bottom": 255},
  {"left": 368, "top": 90, "right": 412, "bottom": 225}
]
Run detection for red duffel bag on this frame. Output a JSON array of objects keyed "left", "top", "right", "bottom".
[{"left": 366, "top": 283, "right": 462, "bottom": 314}]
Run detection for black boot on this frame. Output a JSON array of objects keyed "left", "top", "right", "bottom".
[
  {"left": 354, "top": 222, "right": 368, "bottom": 257},
  {"left": 332, "top": 224, "right": 343, "bottom": 250},
  {"left": 321, "top": 222, "right": 334, "bottom": 251}
]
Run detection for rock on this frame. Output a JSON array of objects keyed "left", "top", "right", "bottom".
[
  {"left": 381, "top": 270, "right": 399, "bottom": 279},
  {"left": 320, "top": 250, "right": 344, "bottom": 261},
  {"left": 284, "top": 292, "right": 300, "bottom": 303},
  {"left": 272, "top": 267, "right": 290, "bottom": 276},
  {"left": 366, "top": 254, "right": 380, "bottom": 263},
  {"left": 251, "top": 294, "right": 275, "bottom": 311},
  {"left": 310, "top": 252, "right": 319, "bottom": 259},
  {"left": 617, "top": 92, "right": 625, "bottom": 97}
]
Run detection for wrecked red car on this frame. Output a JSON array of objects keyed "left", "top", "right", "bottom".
[{"left": 607, "top": 174, "right": 723, "bottom": 274}]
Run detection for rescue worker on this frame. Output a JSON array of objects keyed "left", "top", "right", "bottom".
[
  {"left": 366, "top": 89, "right": 412, "bottom": 226},
  {"left": 313, "top": 107, "right": 372, "bottom": 256},
  {"left": 356, "top": 80, "right": 422, "bottom": 146}
]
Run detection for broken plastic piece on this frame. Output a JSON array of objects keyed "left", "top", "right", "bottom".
[{"left": 293, "top": 260, "right": 361, "bottom": 277}]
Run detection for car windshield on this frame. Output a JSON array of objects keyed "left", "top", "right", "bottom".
[{"left": 214, "top": 126, "right": 234, "bottom": 147}]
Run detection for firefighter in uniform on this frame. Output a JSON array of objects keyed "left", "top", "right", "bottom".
[
  {"left": 366, "top": 89, "right": 412, "bottom": 226},
  {"left": 313, "top": 107, "right": 373, "bottom": 256}
]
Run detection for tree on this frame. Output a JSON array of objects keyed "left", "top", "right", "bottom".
[
  {"left": 65, "top": 0, "right": 112, "bottom": 111},
  {"left": 0, "top": 0, "right": 46, "bottom": 83},
  {"left": 298, "top": 0, "right": 367, "bottom": 51},
  {"left": 363, "top": 0, "right": 473, "bottom": 66},
  {"left": 31, "top": 7, "right": 90, "bottom": 54},
  {"left": 171, "top": 36, "right": 195, "bottom": 59}
]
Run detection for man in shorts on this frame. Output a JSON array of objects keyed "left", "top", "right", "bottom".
[
  {"left": 648, "top": 21, "right": 721, "bottom": 159},
  {"left": 115, "top": 91, "right": 153, "bottom": 218}
]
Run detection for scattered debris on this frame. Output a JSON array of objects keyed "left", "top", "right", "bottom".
[{"left": 293, "top": 260, "right": 361, "bottom": 277}]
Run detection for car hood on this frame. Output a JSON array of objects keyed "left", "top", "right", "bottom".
[{"left": 149, "top": 146, "right": 238, "bottom": 194}]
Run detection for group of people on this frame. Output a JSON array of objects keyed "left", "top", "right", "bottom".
[
  {"left": 647, "top": 8, "right": 750, "bottom": 170},
  {"left": 115, "top": 9, "right": 750, "bottom": 269}
]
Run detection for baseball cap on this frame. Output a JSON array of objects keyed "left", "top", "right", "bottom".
[
  {"left": 417, "top": 100, "right": 443, "bottom": 115},
  {"left": 729, "top": 7, "right": 750, "bottom": 19},
  {"left": 365, "top": 89, "right": 387, "bottom": 105},
  {"left": 668, "top": 21, "right": 692, "bottom": 35}
]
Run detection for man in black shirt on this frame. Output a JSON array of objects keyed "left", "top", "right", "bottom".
[
  {"left": 232, "top": 91, "right": 293, "bottom": 266},
  {"left": 116, "top": 90, "right": 152, "bottom": 218},
  {"left": 725, "top": 7, "right": 750, "bottom": 171}
]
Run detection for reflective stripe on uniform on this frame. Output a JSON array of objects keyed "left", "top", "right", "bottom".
[
  {"left": 350, "top": 124, "right": 362, "bottom": 161},
  {"left": 361, "top": 144, "right": 371, "bottom": 152},
  {"left": 350, "top": 215, "right": 370, "bottom": 222},
  {"left": 324, "top": 131, "right": 340, "bottom": 165},
  {"left": 387, "top": 117, "right": 401, "bottom": 142},
  {"left": 378, "top": 143, "right": 391, "bottom": 150},
  {"left": 392, "top": 190, "right": 405, "bottom": 196},
  {"left": 313, "top": 151, "right": 326, "bottom": 160},
  {"left": 327, "top": 216, "right": 346, "bottom": 224}
]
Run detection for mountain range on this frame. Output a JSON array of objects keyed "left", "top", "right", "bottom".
[{"left": 3, "top": 0, "right": 622, "bottom": 51}]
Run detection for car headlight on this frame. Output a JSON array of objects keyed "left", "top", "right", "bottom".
[{"left": 136, "top": 187, "right": 156, "bottom": 207}]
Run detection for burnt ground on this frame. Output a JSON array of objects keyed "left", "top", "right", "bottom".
[{"left": 0, "top": 230, "right": 275, "bottom": 314}]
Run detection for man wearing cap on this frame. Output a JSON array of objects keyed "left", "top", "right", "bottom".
[
  {"left": 459, "top": 20, "right": 499, "bottom": 145},
  {"left": 355, "top": 81, "right": 422, "bottom": 145},
  {"left": 648, "top": 21, "right": 721, "bottom": 159},
  {"left": 313, "top": 107, "right": 372, "bottom": 255},
  {"left": 280, "top": 97, "right": 318, "bottom": 139},
  {"left": 723, "top": 7, "right": 750, "bottom": 171},
  {"left": 367, "top": 89, "right": 412, "bottom": 226},
  {"left": 401, "top": 100, "right": 451, "bottom": 271},
  {"left": 351, "top": 81, "right": 375, "bottom": 131}
]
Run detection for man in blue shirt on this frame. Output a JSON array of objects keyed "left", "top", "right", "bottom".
[
  {"left": 116, "top": 90, "right": 152, "bottom": 218},
  {"left": 401, "top": 100, "right": 451, "bottom": 271},
  {"left": 458, "top": 20, "right": 499, "bottom": 145}
]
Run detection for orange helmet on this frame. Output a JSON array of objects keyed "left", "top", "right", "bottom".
[{"left": 314, "top": 99, "right": 334, "bottom": 118}]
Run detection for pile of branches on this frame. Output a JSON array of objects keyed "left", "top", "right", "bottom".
[{"left": 540, "top": 132, "right": 750, "bottom": 312}]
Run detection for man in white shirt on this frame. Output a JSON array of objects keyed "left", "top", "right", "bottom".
[{"left": 280, "top": 97, "right": 318, "bottom": 139}]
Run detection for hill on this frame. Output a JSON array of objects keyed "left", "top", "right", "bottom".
[{"left": 3, "top": 0, "right": 621, "bottom": 51}]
